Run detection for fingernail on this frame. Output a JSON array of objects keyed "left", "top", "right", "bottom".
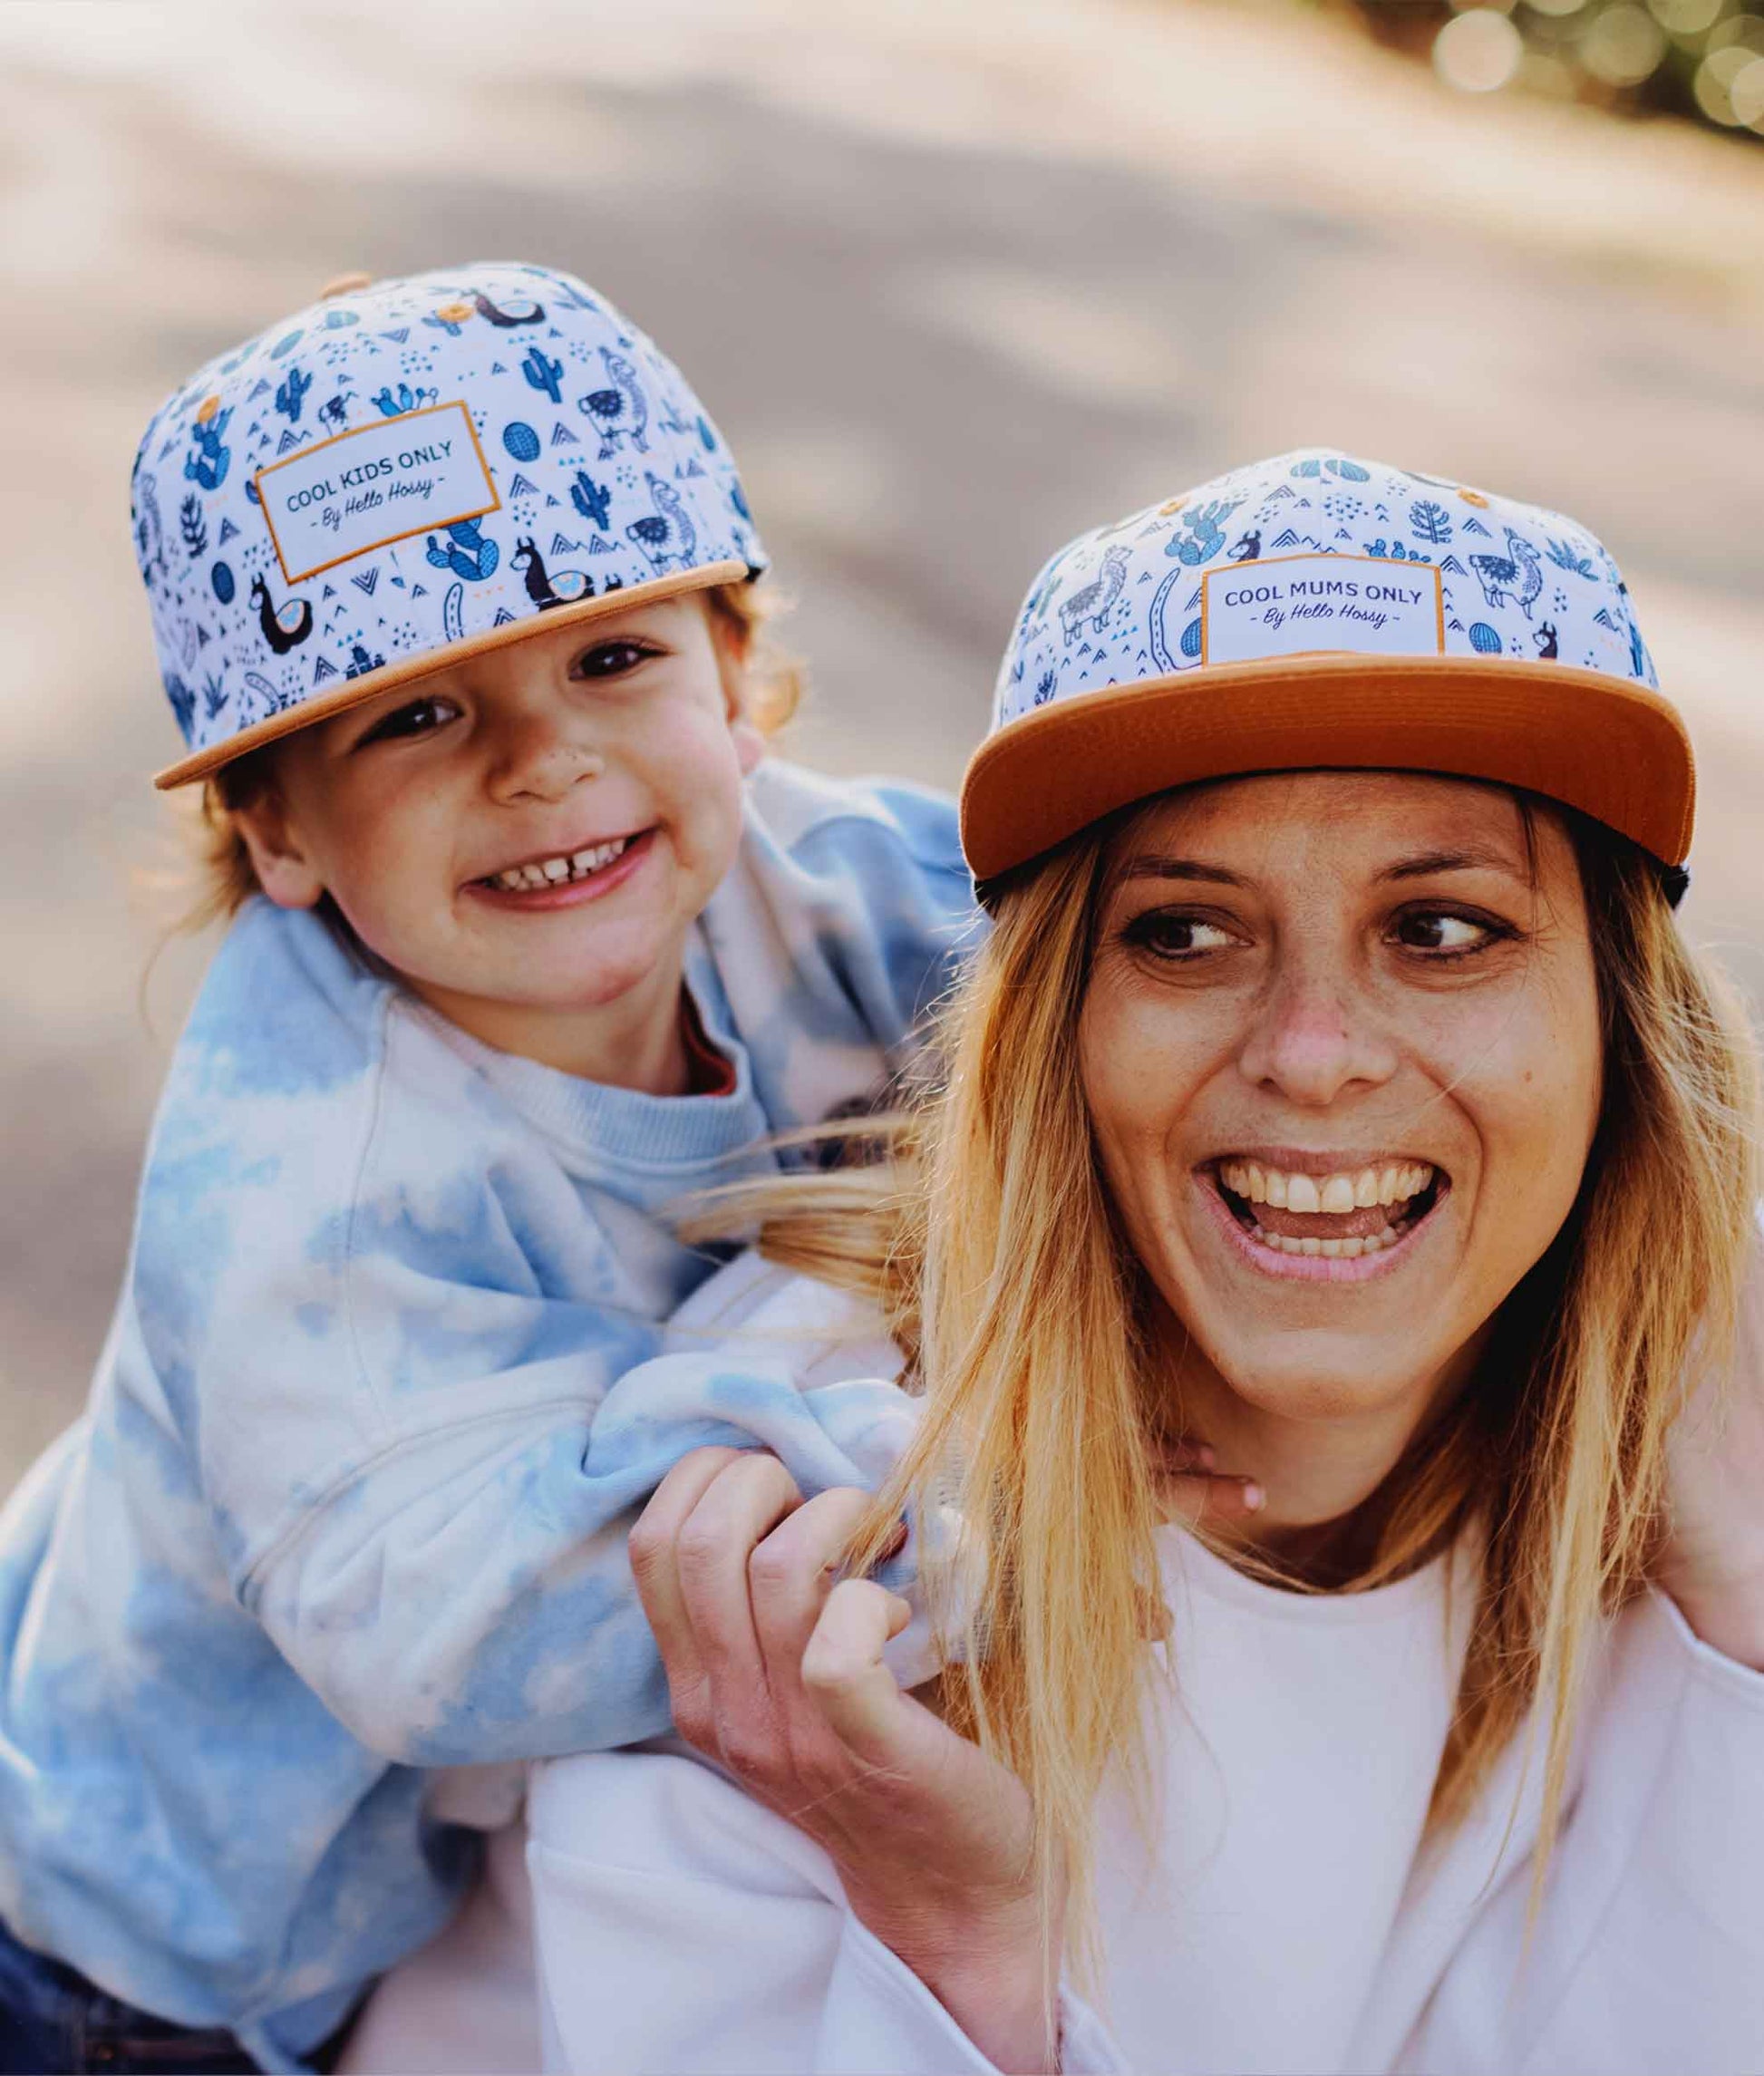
[
  {"left": 1195, "top": 1444, "right": 1216, "bottom": 1470},
  {"left": 1243, "top": 1481, "right": 1265, "bottom": 1511}
]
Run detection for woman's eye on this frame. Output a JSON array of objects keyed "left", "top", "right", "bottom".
[
  {"left": 359, "top": 694, "right": 461, "bottom": 745},
  {"left": 1123, "top": 912, "right": 1238, "bottom": 960},
  {"left": 1391, "top": 908, "right": 1505, "bottom": 956},
  {"left": 571, "top": 639, "right": 657, "bottom": 680}
]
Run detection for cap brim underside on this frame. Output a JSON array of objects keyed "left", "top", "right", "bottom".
[
  {"left": 152, "top": 560, "right": 750, "bottom": 790},
  {"left": 959, "top": 654, "right": 1695, "bottom": 880}
]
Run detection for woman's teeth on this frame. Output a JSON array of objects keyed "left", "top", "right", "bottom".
[
  {"left": 1218, "top": 1160, "right": 1432, "bottom": 1212},
  {"left": 1244, "top": 1225, "right": 1403, "bottom": 1259},
  {"left": 1216, "top": 1159, "right": 1441, "bottom": 1261},
  {"left": 487, "top": 837, "right": 629, "bottom": 892}
]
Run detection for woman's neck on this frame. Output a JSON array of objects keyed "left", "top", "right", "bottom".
[{"left": 1161, "top": 1328, "right": 1486, "bottom": 1587}]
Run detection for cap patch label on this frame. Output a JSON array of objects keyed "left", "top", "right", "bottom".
[
  {"left": 1202, "top": 554, "right": 1444, "bottom": 666},
  {"left": 255, "top": 401, "right": 499, "bottom": 584}
]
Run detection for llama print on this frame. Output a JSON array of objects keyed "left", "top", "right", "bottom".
[
  {"left": 1468, "top": 528, "right": 1543, "bottom": 620},
  {"left": 579, "top": 347, "right": 651, "bottom": 458},
  {"left": 251, "top": 577, "right": 314, "bottom": 656},
  {"left": 624, "top": 475, "right": 697, "bottom": 575},
  {"left": 471, "top": 287, "right": 546, "bottom": 328},
  {"left": 1059, "top": 546, "right": 1130, "bottom": 645},
  {"left": 512, "top": 538, "right": 594, "bottom": 609}
]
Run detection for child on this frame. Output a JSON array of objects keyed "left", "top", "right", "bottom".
[{"left": 0, "top": 263, "right": 974, "bottom": 2073}]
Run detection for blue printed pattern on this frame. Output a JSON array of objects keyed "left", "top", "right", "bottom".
[
  {"left": 135, "top": 263, "right": 766, "bottom": 773},
  {"left": 993, "top": 449, "right": 1659, "bottom": 728},
  {"left": 0, "top": 762, "right": 976, "bottom": 2071}
]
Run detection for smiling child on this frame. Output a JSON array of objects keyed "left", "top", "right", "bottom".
[{"left": 0, "top": 264, "right": 973, "bottom": 2073}]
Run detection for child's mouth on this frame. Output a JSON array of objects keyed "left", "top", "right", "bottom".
[{"left": 470, "top": 828, "right": 654, "bottom": 907}]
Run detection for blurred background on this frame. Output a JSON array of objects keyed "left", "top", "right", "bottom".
[{"left": 1, "top": 0, "right": 1760, "bottom": 1497}]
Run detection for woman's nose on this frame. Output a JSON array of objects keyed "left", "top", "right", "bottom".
[{"left": 1236, "top": 968, "right": 1400, "bottom": 1108}]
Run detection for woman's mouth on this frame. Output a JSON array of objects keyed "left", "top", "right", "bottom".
[
  {"left": 468, "top": 828, "right": 655, "bottom": 910},
  {"left": 1203, "top": 1157, "right": 1448, "bottom": 1280}
]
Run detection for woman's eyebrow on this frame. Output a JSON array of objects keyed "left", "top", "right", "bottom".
[
  {"left": 1114, "top": 855, "right": 1251, "bottom": 888},
  {"left": 1378, "top": 848, "right": 1527, "bottom": 884}
]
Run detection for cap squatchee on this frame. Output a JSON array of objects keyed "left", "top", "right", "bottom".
[
  {"left": 961, "top": 451, "right": 1693, "bottom": 897},
  {"left": 132, "top": 261, "right": 768, "bottom": 790}
]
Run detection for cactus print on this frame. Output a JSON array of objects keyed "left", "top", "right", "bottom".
[{"left": 132, "top": 264, "right": 767, "bottom": 773}]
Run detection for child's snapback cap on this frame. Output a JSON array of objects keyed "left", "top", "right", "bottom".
[
  {"left": 962, "top": 450, "right": 1692, "bottom": 885},
  {"left": 134, "top": 262, "right": 767, "bottom": 789}
]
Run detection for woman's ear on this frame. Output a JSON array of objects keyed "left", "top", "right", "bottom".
[{"left": 231, "top": 786, "right": 326, "bottom": 910}]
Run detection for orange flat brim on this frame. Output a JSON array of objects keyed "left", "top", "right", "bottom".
[
  {"left": 152, "top": 560, "right": 749, "bottom": 790},
  {"left": 959, "top": 653, "right": 1694, "bottom": 882}
]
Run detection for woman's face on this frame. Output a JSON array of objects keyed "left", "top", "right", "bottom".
[{"left": 1079, "top": 772, "right": 1603, "bottom": 1458}]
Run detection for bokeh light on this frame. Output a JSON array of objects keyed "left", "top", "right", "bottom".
[
  {"left": 1321, "top": 0, "right": 1764, "bottom": 137},
  {"left": 1581, "top": 4, "right": 1670, "bottom": 82},
  {"left": 1696, "top": 39, "right": 1764, "bottom": 118},
  {"left": 1435, "top": 7, "right": 1526, "bottom": 88},
  {"left": 1647, "top": 0, "right": 1726, "bottom": 34}
]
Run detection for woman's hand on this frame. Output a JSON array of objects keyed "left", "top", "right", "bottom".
[
  {"left": 630, "top": 1446, "right": 1060, "bottom": 2073},
  {"left": 1659, "top": 1216, "right": 1764, "bottom": 1670}
]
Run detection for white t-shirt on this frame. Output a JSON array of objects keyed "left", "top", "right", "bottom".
[
  {"left": 529, "top": 1532, "right": 1764, "bottom": 2075},
  {"left": 523, "top": 1285, "right": 1764, "bottom": 2076}
]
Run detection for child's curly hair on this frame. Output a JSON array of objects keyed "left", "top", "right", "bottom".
[{"left": 173, "top": 579, "right": 801, "bottom": 936}]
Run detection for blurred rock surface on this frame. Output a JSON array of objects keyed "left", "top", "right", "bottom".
[{"left": 1, "top": 0, "right": 1759, "bottom": 1492}]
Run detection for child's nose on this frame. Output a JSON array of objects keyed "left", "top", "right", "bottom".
[{"left": 489, "top": 722, "right": 606, "bottom": 805}]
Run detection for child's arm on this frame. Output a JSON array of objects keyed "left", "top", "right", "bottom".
[
  {"left": 150, "top": 1175, "right": 912, "bottom": 1765},
  {"left": 709, "top": 766, "right": 984, "bottom": 1093}
]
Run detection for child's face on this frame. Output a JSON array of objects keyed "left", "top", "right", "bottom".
[{"left": 237, "top": 595, "right": 763, "bottom": 1037}]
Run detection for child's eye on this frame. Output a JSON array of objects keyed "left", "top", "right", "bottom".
[
  {"left": 570, "top": 639, "right": 659, "bottom": 680},
  {"left": 1388, "top": 907, "right": 1513, "bottom": 957},
  {"left": 358, "top": 694, "right": 462, "bottom": 745},
  {"left": 1120, "top": 910, "right": 1239, "bottom": 961}
]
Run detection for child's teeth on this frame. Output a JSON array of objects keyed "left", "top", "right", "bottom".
[{"left": 492, "top": 836, "right": 631, "bottom": 891}]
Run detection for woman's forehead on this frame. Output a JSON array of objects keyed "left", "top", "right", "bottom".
[{"left": 1119, "top": 771, "right": 1545, "bottom": 875}]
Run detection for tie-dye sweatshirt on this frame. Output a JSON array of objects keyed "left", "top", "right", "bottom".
[{"left": 0, "top": 760, "right": 974, "bottom": 2071}]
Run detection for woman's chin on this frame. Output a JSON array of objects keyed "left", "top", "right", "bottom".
[{"left": 1203, "top": 1336, "right": 1440, "bottom": 1424}]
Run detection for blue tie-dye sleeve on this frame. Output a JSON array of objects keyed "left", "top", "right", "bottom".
[
  {"left": 128, "top": 909, "right": 920, "bottom": 1768},
  {"left": 240, "top": 1334, "right": 916, "bottom": 1766},
  {"left": 703, "top": 767, "right": 984, "bottom": 1129}
]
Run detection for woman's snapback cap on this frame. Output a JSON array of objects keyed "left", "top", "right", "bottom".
[
  {"left": 962, "top": 450, "right": 1692, "bottom": 885},
  {"left": 134, "top": 261, "right": 767, "bottom": 789}
]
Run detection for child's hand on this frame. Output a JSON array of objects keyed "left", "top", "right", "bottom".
[{"left": 1150, "top": 1431, "right": 1265, "bottom": 1529}]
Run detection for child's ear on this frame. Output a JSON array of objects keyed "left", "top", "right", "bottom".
[
  {"left": 231, "top": 786, "right": 326, "bottom": 910},
  {"left": 707, "top": 607, "right": 766, "bottom": 777},
  {"left": 729, "top": 713, "right": 766, "bottom": 777}
]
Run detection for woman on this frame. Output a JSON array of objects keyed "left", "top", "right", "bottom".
[{"left": 527, "top": 451, "right": 1764, "bottom": 2075}]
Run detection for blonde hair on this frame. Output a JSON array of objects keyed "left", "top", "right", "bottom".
[
  {"left": 168, "top": 578, "right": 801, "bottom": 935},
  {"left": 703, "top": 791, "right": 1759, "bottom": 1984}
]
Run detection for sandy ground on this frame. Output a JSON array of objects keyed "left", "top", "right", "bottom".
[{"left": 0, "top": 0, "right": 1760, "bottom": 1493}]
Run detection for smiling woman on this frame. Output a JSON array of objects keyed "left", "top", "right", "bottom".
[{"left": 528, "top": 452, "right": 1764, "bottom": 2076}]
